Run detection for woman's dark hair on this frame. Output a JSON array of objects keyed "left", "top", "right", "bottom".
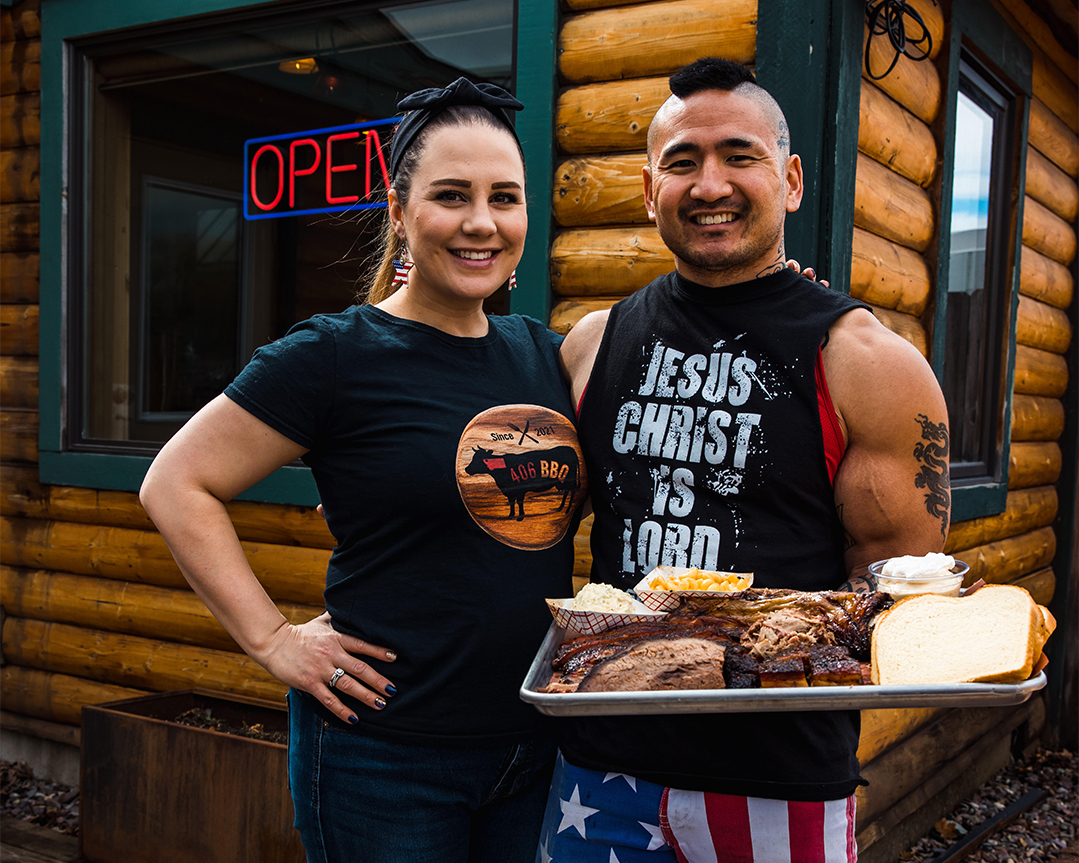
[{"left": 362, "top": 105, "right": 526, "bottom": 304}]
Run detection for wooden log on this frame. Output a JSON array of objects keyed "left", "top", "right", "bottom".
[
  {"left": 563, "top": 0, "right": 653, "bottom": 12},
  {"left": 868, "top": 305, "right": 928, "bottom": 357},
  {"left": 1008, "top": 441, "right": 1063, "bottom": 489},
  {"left": 3, "top": 616, "right": 288, "bottom": 702},
  {"left": 858, "top": 79, "right": 937, "bottom": 187},
  {"left": 0, "top": 201, "right": 38, "bottom": 252},
  {"left": 854, "top": 154, "right": 934, "bottom": 252},
  {"left": 573, "top": 513, "right": 592, "bottom": 580},
  {"left": 1010, "top": 394, "right": 1066, "bottom": 442},
  {"left": 0, "top": 355, "right": 37, "bottom": 407},
  {"left": 1026, "top": 146, "right": 1079, "bottom": 222},
  {"left": 0, "top": 516, "right": 330, "bottom": 606},
  {"left": 0, "top": 566, "right": 323, "bottom": 655},
  {"left": 1020, "top": 245, "right": 1074, "bottom": 309},
  {"left": 1013, "top": 344, "right": 1068, "bottom": 397},
  {"left": 0, "top": 145, "right": 37, "bottom": 202},
  {"left": 862, "top": 22, "right": 942, "bottom": 124},
  {"left": 0, "top": 250, "right": 38, "bottom": 303},
  {"left": 849, "top": 227, "right": 932, "bottom": 315},
  {"left": 553, "top": 154, "right": 649, "bottom": 227},
  {"left": 946, "top": 486, "right": 1057, "bottom": 553},
  {"left": 0, "top": 38, "right": 40, "bottom": 96},
  {"left": 1029, "top": 97, "right": 1079, "bottom": 178},
  {"left": 953, "top": 526, "right": 1056, "bottom": 586},
  {"left": 993, "top": 0, "right": 1077, "bottom": 87},
  {"left": 0, "top": 464, "right": 337, "bottom": 549},
  {"left": 549, "top": 298, "right": 618, "bottom": 335},
  {"left": 1032, "top": 50, "right": 1078, "bottom": 136},
  {"left": 1, "top": 665, "right": 147, "bottom": 726},
  {"left": 559, "top": 0, "right": 755, "bottom": 85},
  {"left": 0, "top": 466, "right": 336, "bottom": 545},
  {"left": 856, "top": 701, "right": 1034, "bottom": 848},
  {"left": 551, "top": 225, "right": 674, "bottom": 296},
  {"left": 0, "top": 408, "right": 37, "bottom": 462},
  {"left": 902, "top": 0, "right": 945, "bottom": 59},
  {"left": 1012, "top": 567, "right": 1055, "bottom": 607},
  {"left": 857, "top": 707, "right": 943, "bottom": 766},
  {"left": 0, "top": 0, "right": 41, "bottom": 42},
  {"left": 856, "top": 702, "right": 1031, "bottom": 828},
  {"left": 0, "top": 710, "right": 80, "bottom": 748},
  {"left": 556, "top": 77, "right": 669, "bottom": 155},
  {"left": 1016, "top": 294, "right": 1072, "bottom": 354},
  {"left": 0, "top": 303, "right": 37, "bottom": 355},
  {"left": 1023, "top": 195, "right": 1076, "bottom": 266},
  {"left": 0, "top": 92, "right": 40, "bottom": 149}
]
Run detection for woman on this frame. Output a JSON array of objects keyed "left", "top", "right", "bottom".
[{"left": 140, "top": 79, "right": 584, "bottom": 863}]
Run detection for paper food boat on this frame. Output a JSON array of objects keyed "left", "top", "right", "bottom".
[
  {"left": 634, "top": 565, "right": 754, "bottom": 612},
  {"left": 545, "top": 597, "right": 666, "bottom": 636}
]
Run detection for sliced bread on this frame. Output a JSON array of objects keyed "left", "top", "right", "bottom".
[{"left": 871, "top": 584, "right": 1052, "bottom": 685}]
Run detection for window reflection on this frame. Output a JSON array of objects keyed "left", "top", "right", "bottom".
[
  {"left": 76, "top": 0, "right": 515, "bottom": 448},
  {"left": 940, "top": 60, "right": 1013, "bottom": 482}
]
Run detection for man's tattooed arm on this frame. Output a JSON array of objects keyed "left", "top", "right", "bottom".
[{"left": 835, "top": 503, "right": 877, "bottom": 593}]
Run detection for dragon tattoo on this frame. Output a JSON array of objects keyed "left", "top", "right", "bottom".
[{"left": 913, "top": 414, "right": 951, "bottom": 540}]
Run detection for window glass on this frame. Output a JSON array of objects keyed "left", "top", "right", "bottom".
[
  {"left": 73, "top": 0, "right": 515, "bottom": 450},
  {"left": 940, "top": 60, "right": 1013, "bottom": 483}
]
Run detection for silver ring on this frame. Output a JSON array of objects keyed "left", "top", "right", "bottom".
[{"left": 328, "top": 667, "right": 345, "bottom": 689}]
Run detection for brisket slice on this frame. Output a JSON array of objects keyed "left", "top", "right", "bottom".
[{"left": 577, "top": 637, "right": 726, "bottom": 693}]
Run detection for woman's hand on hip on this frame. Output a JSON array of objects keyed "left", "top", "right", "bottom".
[{"left": 262, "top": 612, "right": 397, "bottom": 724}]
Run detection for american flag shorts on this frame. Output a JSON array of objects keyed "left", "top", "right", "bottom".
[{"left": 537, "top": 752, "right": 857, "bottom": 863}]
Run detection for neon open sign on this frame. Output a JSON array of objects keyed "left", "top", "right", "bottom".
[{"left": 244, "top": 117, "right": 400, "bottom": 220}]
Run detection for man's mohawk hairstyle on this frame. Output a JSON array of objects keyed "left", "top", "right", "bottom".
[{"left": 669, "top": 57, "right": 756, "bottom": 98}]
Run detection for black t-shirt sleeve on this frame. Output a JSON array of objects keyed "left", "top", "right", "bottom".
[{"left": 223, "top": 317, "right": 336, "bottom": 450}]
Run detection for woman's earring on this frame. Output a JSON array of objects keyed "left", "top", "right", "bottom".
[
  {"left": 508, "top": 270, "right": 517, "bottom": 291},
  {"left": 392, "top": 254, "right": 413, "bottom": 289}
]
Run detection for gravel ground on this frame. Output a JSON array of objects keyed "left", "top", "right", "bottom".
[{"left": 1, "top": 748, "right": 1076, "bottom": 856}]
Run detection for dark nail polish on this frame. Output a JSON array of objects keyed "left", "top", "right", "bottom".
[
  {"left": 374, "top": 697, "right": 387, "bottom": 710},
  {"left": 385, "top": 684, "right": 397, "bottom": 696},
  {"left": 348, "top": 715, "right": 358, "bottom": 725}
]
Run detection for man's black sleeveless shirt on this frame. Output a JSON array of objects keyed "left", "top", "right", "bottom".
[{"left": 562, "top": 268, "right": 871, "bottom": 800}]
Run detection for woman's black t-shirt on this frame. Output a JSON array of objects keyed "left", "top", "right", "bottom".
[{"left": 226, "top": 306, "right": 581, "bottom": 745}]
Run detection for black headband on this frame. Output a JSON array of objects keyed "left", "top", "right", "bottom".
[{"left": 389, "top": 77, "right": 524, "bottom": 179}]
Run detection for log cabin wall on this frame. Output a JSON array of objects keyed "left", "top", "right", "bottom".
[{"left": 0, "top": 1, "right": 335, "bottom": 745}]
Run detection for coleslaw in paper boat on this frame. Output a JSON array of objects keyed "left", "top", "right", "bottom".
[{"left": 545, "top": 597, "right": 665, "bottom": 635}]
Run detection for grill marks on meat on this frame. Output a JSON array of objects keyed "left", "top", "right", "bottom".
[{"left": 545, "top": 589, "right": 890, "bottom": 693}]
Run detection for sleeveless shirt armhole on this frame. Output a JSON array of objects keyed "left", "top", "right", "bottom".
[
  {"left": 816, "top": 346, "right": 845, "bottom": 486},
  {"left": 577, "top": 383, "right": 588, "bottom": 418}
]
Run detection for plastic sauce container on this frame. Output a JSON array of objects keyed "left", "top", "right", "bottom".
[{"left": 868, "top": 557, "right": 969, "bottom": 599}]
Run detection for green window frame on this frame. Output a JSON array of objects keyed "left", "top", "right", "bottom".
[
  {"left": 758, "top": 0, "right": 1032, "bottom": 525},
  {"left": 37, "top": 0, "right": 558, "bottom": 505}
]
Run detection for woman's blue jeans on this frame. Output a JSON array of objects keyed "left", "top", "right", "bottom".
[{"left": 287, "top": 690, "right": 556, "bottom": 863}]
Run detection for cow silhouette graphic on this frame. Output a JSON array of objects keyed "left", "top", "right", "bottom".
[{"left": 465, "top": 445, "right": 580, "bottom": 521}]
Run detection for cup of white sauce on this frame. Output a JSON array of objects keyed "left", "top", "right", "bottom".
[{"left": 868, "top": 553, "right": 969, "bottom": 599}]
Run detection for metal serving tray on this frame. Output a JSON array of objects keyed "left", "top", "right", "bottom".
[{"left": 519, "top": 623, "right": 1047, "bottom": 717}]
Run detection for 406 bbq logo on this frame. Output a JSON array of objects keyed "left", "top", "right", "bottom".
[{"left": 456, "top": 405, "right": 587, "bottom": 550}]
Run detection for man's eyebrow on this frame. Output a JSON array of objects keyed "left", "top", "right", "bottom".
[{"left": 658, "top": 141, "right": 701, "bottom": 162}]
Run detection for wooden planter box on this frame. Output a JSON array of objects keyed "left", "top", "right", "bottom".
[{"left": 80, "top": 689, "right": 305, "bottom": 863}]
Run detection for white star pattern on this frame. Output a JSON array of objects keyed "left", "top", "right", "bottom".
[
  {"left": 609, "top": 849, "right": 622, "bottom": 863},
  {"left": 602, "top": 772, "right": 637, "bottom": 791},
  {"left": 638, "top": 821, "right": 666, "bottom": 851},
  {"left": 538, "top": 830, "right": 553, "bottom": 863},
  {"left": 557, "top": 784, "right": 599, "bottom": 839}
]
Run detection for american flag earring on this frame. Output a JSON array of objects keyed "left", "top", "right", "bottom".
[
  {"left": 508, "top": 269, "right": 517, "bottom": 291},
  {"left": 391, "top": 256, "right": 413, "bottom": 289}
]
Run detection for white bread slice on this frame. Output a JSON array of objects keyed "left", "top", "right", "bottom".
[{"left": 871, "top": 584, "right": 1051, "bottom": 685}]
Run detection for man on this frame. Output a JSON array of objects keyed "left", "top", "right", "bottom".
[{"left": 537, "top": 58, "right": 950, "bottom": 862}]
